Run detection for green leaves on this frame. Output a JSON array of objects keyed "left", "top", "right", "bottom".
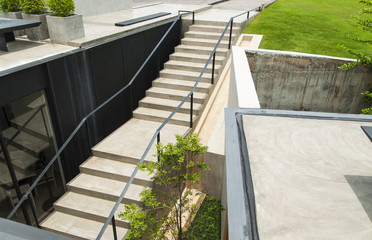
[
  {"left": 47, "top": 0, "right": 75, "bottom": 17},
  {"left": 21, "top": 0, "right": 46, "bottom": 15},
  {"left": 120, "top": 133, "right": 210, "bottom": 239},
  {"left": 0, "top": 0, "right": 20, "bottom": 12}
]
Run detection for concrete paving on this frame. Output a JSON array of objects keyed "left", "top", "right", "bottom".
[{"left": 243, "top": 115, "right": 372, "bottom": 240}]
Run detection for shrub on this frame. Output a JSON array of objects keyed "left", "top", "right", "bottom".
[
  {"left": 21, "top": 0, "right": 46, "bottom": 15},
  {"left": 46, "top": 0, "right": 75, "bottom": 17},
  {"left": 0, "top": 0, "right": 20, "bottom": 12},
  {"left": 361, "top": 90, "right": 372, "bottom": 115}
]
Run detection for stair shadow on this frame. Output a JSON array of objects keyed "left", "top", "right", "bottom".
[{"left": 345, "top": 175, "right": 372, "bottom": 223}]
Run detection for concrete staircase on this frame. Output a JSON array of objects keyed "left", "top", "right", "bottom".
[{"left": 40, "top": 19, "right": 240, "bottom": 240}]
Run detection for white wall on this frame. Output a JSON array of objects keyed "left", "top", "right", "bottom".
[{"left": 74, "top": 0, "right": 132, "bottom": 17}]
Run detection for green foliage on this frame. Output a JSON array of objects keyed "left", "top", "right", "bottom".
[
  {"left": 361, "top": 90, "right": 372, "bottom": 114},
  {"left": 244, "top": 0, "right": 372, "bottom": 58},
  {"left": 0, "top": 0, "right": 20, "bottom": 12},
  {"left": 21, "top": 0, "right": 46, "bottom": 14},
  {"left": 184, "top": 196, "right": 224, "bottom": 240},
  {"left": 119, "top": 133, "right": 209, "bottom": 240},
  {"left": 46, "top": 0, "right": 75, "bottom": 17},
  {"left": 339, "top": 0, "right": 372, "bottom": 69}
]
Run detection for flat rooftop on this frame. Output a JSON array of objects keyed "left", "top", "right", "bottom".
[{"left": 226, "top": 109, "right": 372, "bottom": 240}]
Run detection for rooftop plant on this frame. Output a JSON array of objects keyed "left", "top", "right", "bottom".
[
  {"left": 21, "top": 0, "right": 46, "bottom": 15},
  {"left": 46, "top": 0, "right": 75, "bottom": 17},
  {"left": 0, "top": 0, "right": 21, "bottom": 13}
]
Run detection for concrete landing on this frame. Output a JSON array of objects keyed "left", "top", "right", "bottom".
[{"left": 243, "top": 115, "right": 372, "bottom": 240}]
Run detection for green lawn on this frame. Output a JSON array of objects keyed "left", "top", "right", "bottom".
[{"left": 243, "top": 0, "right": 372, "bottom": 58}]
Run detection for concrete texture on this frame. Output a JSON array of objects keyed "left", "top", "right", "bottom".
[
  {"left": 46, "top": 15, "right": 85, "bottom": 43},
  {"left": 74, "top": 0, "right": 132, "bottom": 17},
  {"left": 22, "top": 13, "right": 49, "bottom": 40},
  {"left": 246, "top": 49, "right": 372, "bottom": 114},
  {"left": 242, "top": 115, "right": 372, "bottom": 240}
]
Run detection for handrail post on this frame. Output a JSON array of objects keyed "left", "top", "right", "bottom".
[
  {"left": 247, "top": 11, "right": 250, "bottom": 19},
  {"left": 228, "top": 19, "right": 234, "bottom": 49},
  {"left": 192, "top": 12, "right": 195, "bottom": 24},
  {"left": 0, "top": 132, "right": 32, "bottom": 225},
  {"left": 29, "top": 197, "right": 40, "bottom": 228},
  {"left": 112, "top": 216, "right": 118, "bottom": 240},
  {"left": 157, "top": 132, "right": 160, "bottom": 162},
  {"left": 190, "top": 93, "right": 193, "bottom": 128},
  {"left": 211, "top": 52, "right": 216, "bottom": 84}
]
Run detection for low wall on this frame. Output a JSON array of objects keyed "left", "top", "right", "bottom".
[
  {"left": 75, "top": 0, "right": 132, "bottom": 17},
  {"left": 246, "top": 49, "right": 372, "bottom": 113}
]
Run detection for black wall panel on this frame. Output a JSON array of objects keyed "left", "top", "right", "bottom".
[{"left": 0, "top": 19, "right": 181, "bottom": 182}]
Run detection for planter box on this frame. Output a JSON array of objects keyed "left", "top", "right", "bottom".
[
  {"left": 22, "top": 13, "right": 49, "bottom": 40},
  {"left": 0, "top": 12, "right": 26, "bottom": 36},
  {"left": 46, "top": 14, "right": 85, "bottom": 44}
]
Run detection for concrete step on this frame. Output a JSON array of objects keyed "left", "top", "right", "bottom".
[
  {"left": 152, "top": 78, "right": 211, "bottom": 93},
  {"left": 80, "top": 156, "right": 153, "bottom": 187},
  {"left": 53, "top": 192, "right": 130, "bottom": 229},
  {"left": 175, "top": 45, "right": 228, "bottom": 57},
  {"left": 41, "top": 211, "right": 127, "bottom": 240},
  {"left": 67, "top": 173, "right": 143, "bottom": 205},
  {"left": 194, "top": 20, "right": 232, "bottom": 27},
  {"left": 189, "top": 24, "right": 240, "bottom": 34},
  {"left": 0, "top": 145, "right": 39, "bottom": 174},
  {"left": 92, "top": 118, "right": 189, "bottom": 165},
  {"left": 133, "top": 107, "right": 197, "bottom": 127},
  {"left": 164, "top": 60, "right": 221, "bottom": 74},
  {"left": 181, "top": 37, "right": 230, "bottom": 48},
  {"left": 160, "top": 69, "right": 215, "bottom": 83},
  {"left": 139, "top": 96, "right": 202, "bottom": 115},
  {"left": 170, "top": 52, "right": 225, "bottom": 65},
  {"left": 185, "top": 31, "right": 237, "bottom": 41},
  {"left": 2, "top": 127, "right": 50, "bottom": 157},
  {"left": 146, "top": 87, "right": 207, "bottom": 104}
]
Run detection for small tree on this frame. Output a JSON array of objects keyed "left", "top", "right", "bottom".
[
  {"left": 338, "top": 0, "right": 372, "bottom": 69},
  {"left": 0, "top": 0, "right": 20, "bottom": 12},
  {"left": 119, "top": 133, "right": 209, "bottom": 240},
  {"left": 46, "top": 0, "right": 75, "bottom": 17},
  {"left": 21, "top": 0, "right": 47, "bottom": 15}
]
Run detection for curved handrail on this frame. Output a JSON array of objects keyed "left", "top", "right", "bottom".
[
  {"left": 0, "top": 104, "right": 45, "bottom": 154},
  {"left": 96, "top": 6, "right": 261, "bottom": 239},
  {"left": 7, "top": 11, "right": 193, "bottom": 220}
]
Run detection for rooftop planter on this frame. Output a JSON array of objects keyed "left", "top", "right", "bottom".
[
  {"left": 46, "top": 0, "right": 85, "bottom": 44},
  {"left": 21, "top": 0, "right": 49, "bottom": 40},
  {"left": 0, "top": 0, "right": 25, "bottom": 36}
]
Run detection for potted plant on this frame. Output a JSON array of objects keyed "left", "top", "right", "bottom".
[
  {"left": 0, "top": 0, "right": 25, "bottom": 36},
  {"left": 45, "top": 0, "right": 84, "bottom": 44},
  {"left": 21, "top": 0, "right": 49, "bottom": 40}
]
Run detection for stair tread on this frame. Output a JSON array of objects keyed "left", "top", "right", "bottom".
[
  {"left": 80, "top": 156, "right": 153, "bottom": 182},
  {"left": 153, "top": 78, "right": 211, "bottom": 89},
  {"left": 191, "top": 24, "right": 240, "bottom": 30},
  {"left": 160, "top": 68, "right": 213, "bottom": 79},
  {"left": 0, "top": 145, "right": 39, "bottom": 172},
  {"left": 68, "top": 173, "right": 143, "bottom": 202},
  {"left": 3, "top": 127, "right": 49, "bottom": 154},
  {"left": 147, "top": 87, "right": 208, "bottom": 100},
  {"left": 54, "top": 192, "right": 128, "bottom": 223},
  {"left": 182, "top": 37, "right": 229, "bottom": 44},
  {"left": 41, "top": 211, "right": 127, "bottom": 240},
  {"left": 186, "top": 30, "right": 237, "bottom": 37},
  {"left": 165, "top": 60, "right": 221, "bottom": 69},
  {"left": 176, "top": 44, "right": 229, "bottom": 53},
  {"left": 170, "top": 52, "right": 225, "bottom": 62},
  {"left": 134, "top": 107, "right": 196, "bottom": 122},
  {"left": 140, "top": 96, "right": 202, "bottom": 110},
  {"left": 92, "top": 118, "right": 189, "bottom": 165}
]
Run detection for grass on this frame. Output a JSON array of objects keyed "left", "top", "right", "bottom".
[
  {"left": 184, "top": 196, "right": 224, "bottom": 240},
  {"left": 243, "top": 0, "right": 372, "bottom": 58}
]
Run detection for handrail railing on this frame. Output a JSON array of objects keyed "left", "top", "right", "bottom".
[
  {"left": 96, "top": 6, "right": 261, "bottom": 240},
  {"left": 6, "top": 8, "right": 194, "bottom": 231}
]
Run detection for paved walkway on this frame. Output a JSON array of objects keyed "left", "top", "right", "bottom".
[{"left": 133, "top": 0, "right": 273, "bottom": 10}]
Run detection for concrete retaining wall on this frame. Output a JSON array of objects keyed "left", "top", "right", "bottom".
[
  {"left": 75, "top": 0, "right": 132, "bottom": 17},
  {"left": 246, "top": 49, "right": 372, "bottom": 114}
]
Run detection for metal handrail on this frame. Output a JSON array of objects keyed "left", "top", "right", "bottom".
[
  {"left": 6, "top": 9, "right": 194, "bottom": 226},
  {"left": 96, "top": 7, "right": 261, "bottom": 239},
  {"left": 0, "top": 104, "right": 45, "bottom": 155}
]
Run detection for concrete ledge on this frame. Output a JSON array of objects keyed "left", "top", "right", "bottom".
[{"left": 228, "top": 46, "right": 260, "bottom": 108}]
